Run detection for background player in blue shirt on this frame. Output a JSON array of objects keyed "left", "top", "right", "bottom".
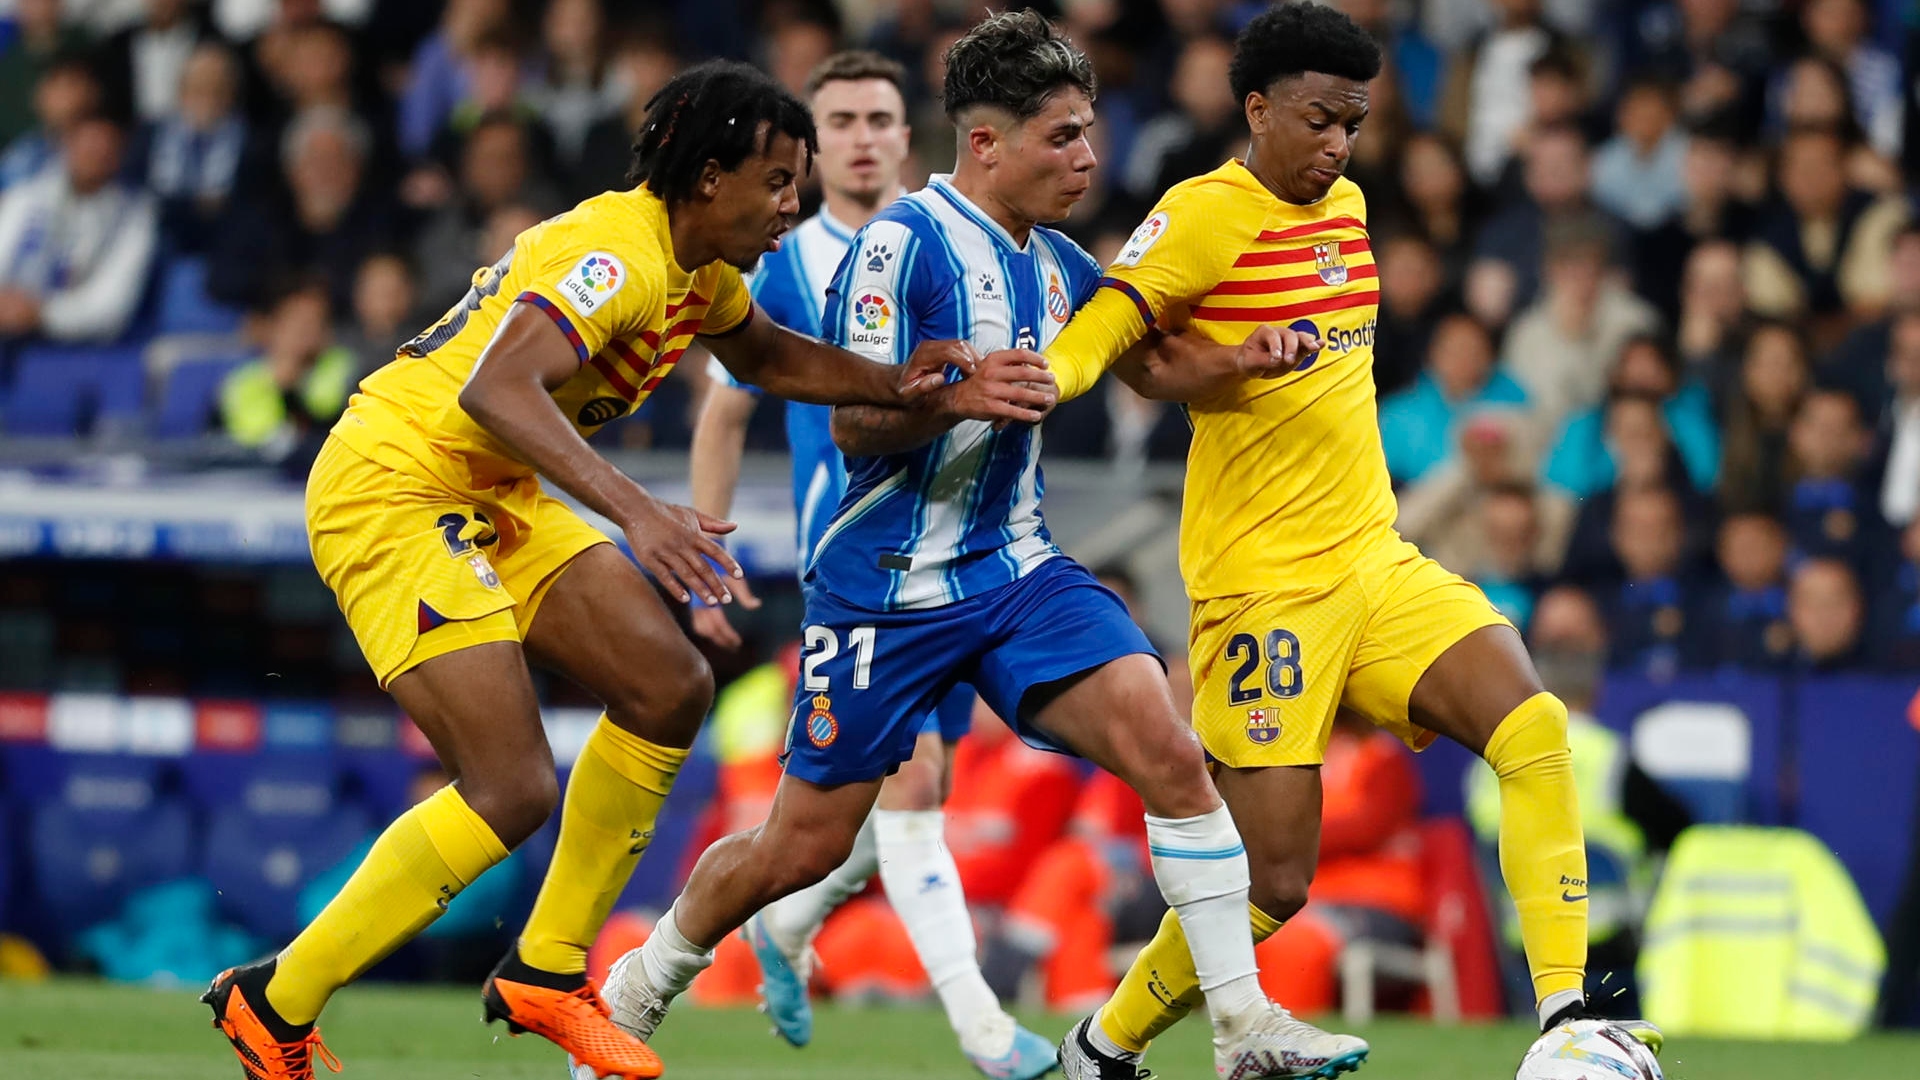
[
  {"left": 607, "top": 15, "right": 1366, "bottom": 1080},
  {"left": 683, "top": 50, "right": 1048, "bottom": 1076}
]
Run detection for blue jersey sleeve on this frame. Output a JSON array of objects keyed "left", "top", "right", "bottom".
[
  {"left": 824, "top": 212, "right": 957, "bottom": 364},
  {"left": 1042, "top": 229, "right": 1105, "bottom": 308}
]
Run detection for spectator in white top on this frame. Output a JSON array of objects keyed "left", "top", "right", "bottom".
[
  {"left": 94, "top": 0, "right": 209, "bottom": 124},
  {"left": 528, "top": 0, "right": 629, "bottom": 169},
  {"left": 1501, "top": 214, "right": 1663, "bottom": 434},
  {"left": 1440, "top": 0, "right": 1564, "bottom": 187},
  {"left": 1878, "top": 312, "right": 1920, "bottom": 529},
  {"left": 0, "top": 114, "right": 158, "bottom": 343},
  {"left": 128, "top": 41, "right": 247, "bottom": 252},
  {"left": 1592, "top": 76, "right": 1690, "bottom": 231}
]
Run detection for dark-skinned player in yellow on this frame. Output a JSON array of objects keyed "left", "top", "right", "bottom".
[
  {"left": 199, "top": 61, "right": 1053, "bottom": 1080},
  {"left": 1037, "top": 6, "right": 1665, "bottom": 1078}
]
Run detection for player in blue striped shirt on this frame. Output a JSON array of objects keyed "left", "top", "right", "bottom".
[
  {"left": 683, "top": 50, "right": 1048, "bottom": 1078},
  {"left": 607, "top": 16, "right": 1357, "bottom": 1078}
]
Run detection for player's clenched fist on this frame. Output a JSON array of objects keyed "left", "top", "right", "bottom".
[
  {"left": 944, "top": 348, "right": 1057, "bottom": 425},
  {"left": 620, "top": 496, "right": 742, "bottom": 607},
  {"left": 1235, "top": 323, "right": 1321, "bottom": 379}
]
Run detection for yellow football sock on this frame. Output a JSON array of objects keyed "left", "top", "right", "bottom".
[
  {"left": 1483, "top": 691, "right": 1588, "bottom": 1005},
  {"left": 1098, "top": 902, "right": 1284, "bottom": 1053},
  {"left": 268, "top": 784, "right": 507, "bottom": 1024},
  {"left": 518, "top": 717, "right": 687, "bottom": 974}
]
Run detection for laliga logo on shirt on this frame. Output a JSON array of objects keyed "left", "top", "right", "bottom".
[
  {"left": 579, "top": 255, "right": 621, "bottom": 291},
  {"left": 854, "top": 292, "right": 892, "bottom": 331},
  {"left": 849, "top": 289, "right": 896, "bottom": 351}
]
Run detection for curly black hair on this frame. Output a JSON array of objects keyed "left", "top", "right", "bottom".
[
  {"left": 627, "top": 60, "right": 816, "bottom": 203},
  {"left": 942, "top": 9, "right": 1096, "bottom": 121},
  {"left": 1228, "top": 2, "right": 1382, "bottom": 103}
]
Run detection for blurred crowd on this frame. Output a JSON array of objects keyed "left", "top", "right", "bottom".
[{"left": 0, "top": 0, "right": 1917, "bottom": 675}]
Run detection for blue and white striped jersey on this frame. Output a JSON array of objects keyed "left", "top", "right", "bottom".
[
  {"left": 808, "top": 175, "right": 1103, "bottom": 611},
  {"left": 711, "top": 207, "right": 857, "bottom": 569}
]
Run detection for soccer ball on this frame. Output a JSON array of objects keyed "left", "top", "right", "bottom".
[{"left": 1515, "top": 1020, "right": 1663, "bottom": 1080}]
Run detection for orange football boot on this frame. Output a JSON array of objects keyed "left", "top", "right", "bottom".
[
  {"left": 483, "top": 952, "right": 664, "bottom": 1079},
  {"left": 202, "top": 959, "right": 342, "bottom": 1080}
]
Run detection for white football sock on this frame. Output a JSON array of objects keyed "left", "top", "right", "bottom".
[
  {"left": 636, "top": 906, "right": 713, "bottom": 998},
  {"left": 760, "top": 814, "right": 879, "bottom": 954},
  {"left": 873, "top": 809, "right": 1008, "bottom": 1054},
  {"left": 1144, "top": 807, "right": 1267, "bottom": 1035}
]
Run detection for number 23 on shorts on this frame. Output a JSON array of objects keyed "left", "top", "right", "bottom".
[
  {"left": 1224, "top": 627, "right": 1304, "bottom": 705},
  {"left": 801, "top": 624, "right": 877, "bottom": 691}
]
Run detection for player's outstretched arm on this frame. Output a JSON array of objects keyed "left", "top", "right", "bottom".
[
  {"left": 460, "top": 302, "right": 742, "bottom": 607},
  {"left": 701, "top": 306, "right": 958, "bottom": 406},
  {"left": 831, "top": 348, "right": 1057, "bottom": 457},
  {"left": 686, "top": 368, "right": 762, "bottom": 647},
  {"left": 1114, "top": 323, "right": 1321, "bottom": 403}
]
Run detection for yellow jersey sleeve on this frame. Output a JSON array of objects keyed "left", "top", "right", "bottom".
[
  {"left": 1047, "top": 178, "right": 1259, "bottom": 401},
  {"left": 696, "top": 262, "right": 754, "bottom": 337},
  {"left": 515, "top": 223, "right": 666, "bottom": 364}
]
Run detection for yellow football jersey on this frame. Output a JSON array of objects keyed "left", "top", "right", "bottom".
[
  {"left": 1046, "top": 160, "right": 1397, "bottom": 598},
  {"left": 331, "top": 185, "right": 752, "bottom": 494}
]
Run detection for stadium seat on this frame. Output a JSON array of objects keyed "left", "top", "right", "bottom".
[
  {"left": 1, "top": 344, "right": 146, "bottom": 437},
  {"left": 154, "top": 257, "right": 244, "bottom": 336},
  {"left": 202, "top": 758, "right": 371, "bottom": 941},
  {"left": 152, "top": 352, "right": 247, "bottom": 439},
  {"left": 27, "top": 756, "right": 195, "bottom": 936},
  {"left": 1630, "top": 701, "right": 1752, "bottom": 824},
  {"left": 176, "top": 750, "right": 334, "bottom": 813}
]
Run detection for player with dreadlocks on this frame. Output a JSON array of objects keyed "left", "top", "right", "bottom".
[{"left": 200, "top": 60, "right": 1051, "bottom": 1080}]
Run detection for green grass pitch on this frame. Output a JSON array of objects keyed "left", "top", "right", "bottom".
[{"left": 3, "top": 978, "right": 1918, "bottom": 1079}]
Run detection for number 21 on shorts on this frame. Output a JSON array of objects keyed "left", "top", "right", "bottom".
[
  {"left": 801, "top": 625, "right": 876, "bottom": 691},
  {"left": 1225, "top": 628, "right": 1303, "bottom": 705}
]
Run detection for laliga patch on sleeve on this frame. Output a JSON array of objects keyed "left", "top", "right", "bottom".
[
  {"left": 1113, "top": 212, "right": 1170, "bottom": 268},
  {"left": 557, "top": 250, "right": 627, "bottom": 318},
  {"left": 845, "top": 286, "right": 898, "bottom": 357}
]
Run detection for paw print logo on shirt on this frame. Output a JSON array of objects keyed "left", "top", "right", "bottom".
[{"left": 864, "top": 243, "right": 894, "bottom": 274}]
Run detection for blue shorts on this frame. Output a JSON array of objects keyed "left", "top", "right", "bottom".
[
  {"left": 919, "top": 683, "right": 975, "bottom": 741},
  {"left": 783, "top": 556, "right": 1157, "bottom": 785}
]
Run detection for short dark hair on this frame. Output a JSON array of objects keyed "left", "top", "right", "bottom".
[
  {"left": 942, "top": 9, "right": 1095, "bottom": 121},
  {"left": 1229, "top": 2, "right": 1381, "bottom": 103},
  {"left": 805, "top": 49, "right": 908, "bottom": 100},
  {"left": 627, "top": 60, "right": 817, "bottom": 202}
]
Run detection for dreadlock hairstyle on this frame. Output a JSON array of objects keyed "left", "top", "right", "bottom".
[
  {"left": 1229, "top": 1, "right": 1382, "bottom": 103},
  {"left": 941, "top": 9, "right": 1095, "bottom": 122},
  {"left": 626, "top": 60, "right": 817, "bottom": 203}
]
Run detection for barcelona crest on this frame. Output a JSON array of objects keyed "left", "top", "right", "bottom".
[
  {"left": 1246, "top": 707, "right": 1281, "bottom": 745},
  {"left": 1313, "top": 241, "right": 1348, "bottom": 287},
  {"left": 806, "top": 693, "right": 839, "bottom": 748}
]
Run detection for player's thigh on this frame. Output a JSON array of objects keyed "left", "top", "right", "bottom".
[
  {"left": 387, "top": 640, "right": 555, "bottom": 846},
  {"left": 1212, "top": 762, "right": 1324, "bottom": 917},
  {"left": 876, "top": 728, "right": 948, "bottom": 811},
  {"left": 1187, "top": 583, "right": 1362, "bottom": 769},
  {"left": 783, "top": 592, "right": 962, "bottom": 788},
  {"left": 520, "top": 542, "right": 714, "bottom": 749},
  {"left": 1342, "top": 542, "right": 1529, "bottom": 756},
  {"left": 970, "top": 560, "right": 1166, "bottom": 754},
  {"left": 306, "top": 436, "right": 520, "bottom": 688}
]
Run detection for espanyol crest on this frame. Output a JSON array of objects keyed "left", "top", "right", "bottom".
[{"left": 1313, "top": 241, "right": 1348, "bottom": 287}]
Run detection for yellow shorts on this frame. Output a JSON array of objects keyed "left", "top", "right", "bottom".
[
  {"left": 1188, "top": 535, "right": 1510, "bottom": 768},
  {"left": 306, "top": 435, "right": 613, "bottom": 687}
]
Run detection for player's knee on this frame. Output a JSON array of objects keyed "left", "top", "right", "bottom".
[
  {"left": 604, "top": 641, "right": 713, "bottom": 747},
  {"left": 1247, "top": 860, "right": 1314, "bottom": 923},
  {"left": 1127, "top": 722, "right": 1214, "bottom": 816},
  {"left": 1483, "top": 691, "right": 1569, "bottom": 778},
  {"left": 877, "top": 750, "right": 943, "bottom": 811},
  {"left": 770, "top": 832, "right": 856, "bottom": 895},
  {"left": 463, "top": 761, "right": 559, "bottom": 847}
]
